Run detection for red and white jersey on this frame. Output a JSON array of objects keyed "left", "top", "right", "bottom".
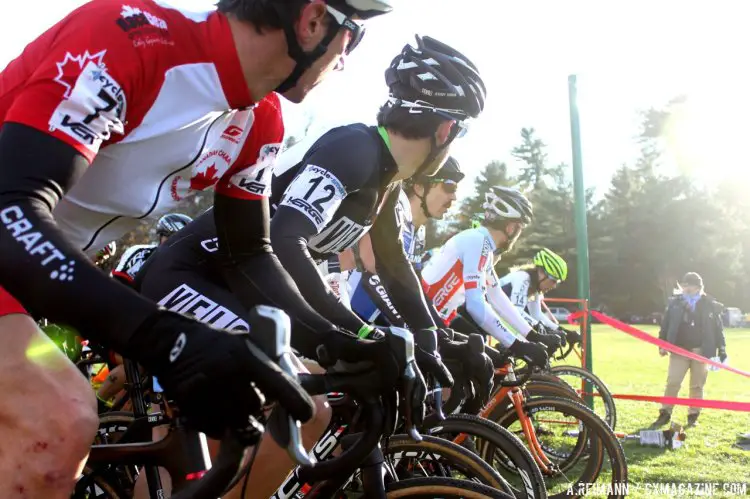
[
  {"left": 0, "top": 0, "right": 283, "bottom": 254},
  {"left": 421, "top": 227, "right": 532, "bottom": 347},
  {"left": 422, "top": 227, "right": 497, "bottom": 320}
]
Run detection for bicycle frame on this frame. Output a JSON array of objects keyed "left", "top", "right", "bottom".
[
  {"left": 451, "top": 364, "right": 558, "bottom": 474},
  {"left": 271, "top": 416, "right": 350, "bottom": 499}
]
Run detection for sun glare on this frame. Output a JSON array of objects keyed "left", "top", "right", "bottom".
[{"left": 661, "top": 90, "right": 750, "bottom": 186}]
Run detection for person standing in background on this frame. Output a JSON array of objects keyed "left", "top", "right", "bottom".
[{"left": 650, "top": 272, "right": 727, "bottom": 429}]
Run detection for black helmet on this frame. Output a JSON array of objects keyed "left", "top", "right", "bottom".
[
  {"left": 406, "top": 156, "right": 464, "bottom": 219},
  {"left": 385, "top": 35, "right": 486, "bottom": 120},
  {"left": 407, "top": 156, "right": 465, "bottom": 186},
  {"left": 482, "top": 186, "right": 533, "bottom": 225},
  {"left": 156, "top": 213, "right": 193, "bottom": 237},
  {"left": 274, "top": 0, "right": 394, "bottom": 93}
]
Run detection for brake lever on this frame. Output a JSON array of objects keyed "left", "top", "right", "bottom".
[
  {"left": 431, "top": 379, "right": 445, "bottom": 422},
  {"left": 249, "top": 306, "right": 314, "bottom": 467},
  {"left": 387, "top": 327, "right": 424, "bottom": 442}
]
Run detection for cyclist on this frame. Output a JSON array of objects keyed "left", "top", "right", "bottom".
[
  {"left": 133, "top": 35, "right": 483, "bottom": 497},
  {"left": 112, "top": 213, "right": 193, "bottom": 285},
  {"left": 347, "top": 156, "right": 464, "bottom": 325},
  {"left": 499, "top": 248, "right": 581, "bottom": 345},
  {"left": 421, "top": 186, "right": 556, "bottom": 365},
  {"left": 0, "top": 1, "right": 392, "bottom": 496},
  {"left": 93, "top": 241, "right": 117, "bottom": 268}
]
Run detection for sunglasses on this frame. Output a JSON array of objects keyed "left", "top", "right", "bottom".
[
  {"left": 428, "top": 180, "right": 458, "bottom": 194},
  {"left": 326, "top": 5, "right": 366, "bottom": 55},
  {"left": 542, "top": 271, "right": 562, "bottom": 285}
]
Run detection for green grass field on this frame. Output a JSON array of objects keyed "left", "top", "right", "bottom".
[{"left": 571, "top": 324, "right": 750, "bottom": 497}]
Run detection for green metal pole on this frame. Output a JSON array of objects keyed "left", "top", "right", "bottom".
[{"left": 568, "top": 75, "right": 594, "bottom": 407}]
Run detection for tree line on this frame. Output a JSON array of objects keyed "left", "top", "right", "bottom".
[{"left": 429, "top": 97, "right": 750, "bottom": 318}]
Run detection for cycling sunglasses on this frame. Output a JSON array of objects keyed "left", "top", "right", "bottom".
[
  {"left": 542, "top": 271, "right": 562, "bottom": 285},
  {"left": 427, "top": 179, "right": 459, "bottom": 194},
  {"left": 326, "top": 5, "right": 366, "bottom": 55}
]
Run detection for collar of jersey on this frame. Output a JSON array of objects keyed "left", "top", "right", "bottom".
[
  {"left": 377, "top": 126, "right": 392, "bottom": 151},
  {"left": 211, "top": 11, "right": 254, "bottom": 108},
  {"left": 375, "top": 126, "right": 398, "bottom": 181},
  {"left": 477, "top": 225, "right": 498, "bottom": 253}
]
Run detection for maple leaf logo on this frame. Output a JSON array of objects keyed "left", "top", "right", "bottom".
[
  {"left": 53, "top": 50, "right": 107, "bottom": 98},
  {"left": 190, "top": 163, "right": 220, "bottom": 191}
]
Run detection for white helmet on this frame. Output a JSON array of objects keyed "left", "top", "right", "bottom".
[{"left": 483, "top": 186, "right": 533, "bottom": 225}]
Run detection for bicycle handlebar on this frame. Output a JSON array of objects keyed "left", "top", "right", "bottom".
[
  {"left": 106, "top": 317, "right": 424, "bottom": 498},
  {"left": 554, "top": 340, "right": 576, "bottom": 361},
  {"left": 497, "top": 362, "right": 535, "bottom": 387}
]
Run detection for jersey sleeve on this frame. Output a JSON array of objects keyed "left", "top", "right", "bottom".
[
  {"left": 1, "top": 3, "right": 142, "bottom": 163},
  {"left": 486, "top": 268, "right": 534, "bottom": 336},
  {"left": 459, "top": 231, "right": 519, "bottom": 347},
  {"left": 270, "top": 127, "right": 379, "bottom": 334},
  {"left": 112, "top": 245, "right": 154, "bottom": 284},
  {"left": 528, "top": 295, "right": 559, "bottom": 329},
  {"left": 215, "top": 93, "right": 284, "bottom": 200},
  {"left": 370, "top": 185, "right": 436, "bottom": 330}
]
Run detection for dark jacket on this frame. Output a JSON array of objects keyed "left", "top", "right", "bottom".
[{"left": 659, "top": 294, "right": 726, "bottom": 358}]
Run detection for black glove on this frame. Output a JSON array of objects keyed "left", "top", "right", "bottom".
[
  {"left": 552, "top": 328, "right": 567, "bottom": 348},
  {"left": 468, "top": 349, "right": 495, "bottom": 407},
  {"left": 130, "top": 310, "right": 315, "bottom": 439},
  {"left": 561, "top": 327, "right": 582, "bottom": 346},
  {"left": 718, "top": 347, "right": 727, "bottom": 363},
  {"left": 508, "top": 339, "right": 549, "bottom": 368},
  {"left": 526, "top": 328, "right": 562, "bottom": 354},
  {"left": 415, "top": 328, "right": 454, "bottom": 388}
]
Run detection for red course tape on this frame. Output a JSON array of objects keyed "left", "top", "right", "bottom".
[
  {"left": 569, "top": 311, "right": 750, "bottom": 379},
  {"left": 567, "top": 311, "right": 750, "bottom": 412}
]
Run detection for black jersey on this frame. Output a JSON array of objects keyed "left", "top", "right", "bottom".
[{"left": 137, "top": 124, "right": 438, "bottom": 335}]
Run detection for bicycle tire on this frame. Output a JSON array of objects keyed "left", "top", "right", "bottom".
[
  {"left": 548, "top": 365, "right": 617, "bottom": 430},
  {"left": 383, "top": 433, "right": 507, "bottom": 490},
  {"left": 488, "top": 385, "right": 592, "bottom": 470},
  {"left": 386, "top": 477, "right": 513, "bottom": 498},
  {"left": 426, "top": 413, "right": 547, "bottom": 499},
  {"left": 492, "top": 396, "right": 628, "bottom": 499},
  {"left": 72, "top": 468, "right": 129, "bottom": 499},
  {"left": 526, "top": 374, "right": 615, "bottom": 434},
  {"left": 73, "top": 412, "right": 138, "bottom": 498}
]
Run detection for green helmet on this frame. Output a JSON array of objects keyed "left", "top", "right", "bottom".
[{"left": 533, "top": 248, "right": 567, "bottom": 282}]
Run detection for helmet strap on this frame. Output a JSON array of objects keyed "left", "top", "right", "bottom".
[
  {"left": 412, "top": 135, "right": 439, "bottom": 178},
  {"left": 415, "top": 182, "right": 436, "bottom": 220},
  {"left": 274, "top": 10, "right": 341, "bottom": 94}
]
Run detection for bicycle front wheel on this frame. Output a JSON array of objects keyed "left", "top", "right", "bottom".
[
  {"left": 426, "top": 413, "right": 547, "bottom": 499},
  {"left": 492, "top": 396, "right": 628, "bottom": 498},
  {"left": 548, "top": 365, "right": 617, "bottom": 430},
  {"left": 383, "top": 433, "right": 508, "bottom": 491},
  {"left": 386, "top": 477, "right": 513, "bottom": 498}
]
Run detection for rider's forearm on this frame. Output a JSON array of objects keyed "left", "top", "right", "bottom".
[
  {"left": 0, "top": 123, "right": 157, "bottom": 353},
  {"left": 486, "top": 283, "right": 533, "bottom": 336},
  {"left": 369, "top": 193, "right": 436, "bottom": 330},
  {"left": 528, "top": 297, "right": 559, "bottom": 330},
  {"left": 213, "top": 194, "right": 337, "bottom": 338},
  {"left": 270, "top": 208, "right": 367, "bottom": 334},
  {"left": 358, "top": 271, "right": 406, "bottom": 327},
  {"left": 464, "top": 288, "right": 518, "bottom": 347}
]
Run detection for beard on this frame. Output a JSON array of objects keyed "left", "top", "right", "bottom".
[{"left": 497, "top": 226, "right": 522, "bottom": 253}]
